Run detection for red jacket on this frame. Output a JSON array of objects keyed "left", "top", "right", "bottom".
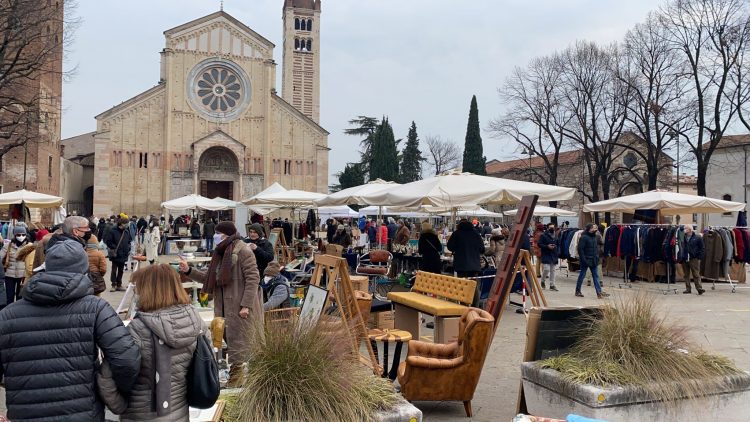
[{"left": 377, "top": 225, "right": 388, "bottom": 246}]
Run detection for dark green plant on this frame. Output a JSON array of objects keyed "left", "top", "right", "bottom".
[
  {"left": 369, "top": 117, "right": 400, "bottom": 182},
  {"left": 462, "top": 95, "right": 486, "bottom": 175},
  {"left": 331, "top": 162, "right": 365, "bottom": 192},
  {"left": 400, "top": 121, "right": 424, "bottom": 183}
]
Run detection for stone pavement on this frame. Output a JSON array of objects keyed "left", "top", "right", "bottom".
[{"left": 3, "top": 258, "right": 750, "bottom": 421}]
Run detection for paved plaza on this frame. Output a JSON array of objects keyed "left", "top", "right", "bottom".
[{"left": 3, "top": 259, "right": 750, "bottom": 421}]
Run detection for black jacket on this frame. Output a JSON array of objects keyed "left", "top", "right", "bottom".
[
  {"left": 538, "top": 231, "right": 559, "bottom": 265},
  {"left": 447, "top": 221, "right": 485, "bottom": 272},
  {"left": 245, "top": 237, "right": 275, "bottom": 276},
  {"left": 0, "top": 270, "right": 140, "bottom": 421},
  {"left": 685, "top": 233, "right": 705, "bottom": 260},
  {"left": 105, "top": 226, "right": 132, "bottom": 263},
  {"left": 203, "top": 221, "right": 216, "bottom": 238},
  {"left": 418, "top": 231, "right": 443, "bottom": 274},
  {"left": 577, "top": 231, "right": 600, "bottom": 267}
]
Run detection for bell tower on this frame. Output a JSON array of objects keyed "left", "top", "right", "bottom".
[{"left": 282, "top": 0, "right": 321, "bottom": 123}]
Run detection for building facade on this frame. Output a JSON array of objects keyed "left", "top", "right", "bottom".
[
  {"left": 85, "top": 4, "right": 328, "bottom": 217},
  {"left": 0, "top": 1, "right": 63, "bottom": 215},
  {"left": 486, "top": 134, "right": 673, "bottom": 223},
  {"left": 705, "top": 134, "right": 750, "bottom": 226}
]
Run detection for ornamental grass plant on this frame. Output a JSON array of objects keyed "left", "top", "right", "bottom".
[
  {"left": 539, "top": 293, "right": 741, "bottom": 403},
  {"left": 233, "top": 316, "right": 400, "bottom": 422}
]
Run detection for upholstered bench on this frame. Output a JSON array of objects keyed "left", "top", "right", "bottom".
[{"left": 387, "top": 271, "right": 476, "bottom": 343}]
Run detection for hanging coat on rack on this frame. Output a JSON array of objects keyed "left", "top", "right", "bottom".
[{"left": 701, "top": 231, "right": 725, "bottom": 280}]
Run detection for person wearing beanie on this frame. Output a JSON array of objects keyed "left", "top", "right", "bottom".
[
  {"left": 104, "top": 218, "right": 132, "bottom": 291},
  {"left": 418, "top": 221, "right": 443, "bottom": 274},
  {"left": 85, "top": 235, "right": 108, "bottom": 295},
  {"left": 0, "top": 226, "right": 31, "bottom": 307},
  {"left": 244, "top": 222, "right": 275, "bottom": 277},
  {"left": 180, "top": 220, "right": 262, "bottom": 377},
  {"left": 261, "top": 261, "right": 291, "bottom": 311},
  {"left": 0, "top": 239, "right": 141, "bottom": 421},
  {"left": 332, "top": 224, "right": 352, "bottom": 248}
]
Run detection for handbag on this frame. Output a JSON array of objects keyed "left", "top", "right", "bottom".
[
  {"left": 108, "top": 231, "right": 126, "bottom": 259},
  {"left": 186, "top": 335, "right": 220, "bottom": 409}
]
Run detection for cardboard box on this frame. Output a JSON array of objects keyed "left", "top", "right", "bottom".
[
  {"left": 435, "top": 316, "right": 460, "bottom": 343},
  {"left": 369, "top": 311, "right": 395, "bottom": 330}
]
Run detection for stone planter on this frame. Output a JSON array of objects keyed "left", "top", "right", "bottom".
[
  {"left": 219, "top": 389, "right": 422, "bottom": 422},
  {"left": 521, "top": 362, "right": 750, "bottom": 422}
]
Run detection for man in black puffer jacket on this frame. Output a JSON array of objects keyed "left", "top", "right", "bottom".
[
  {"left": 575, "top": 223, "right": 610, "bottom": 299},
  {"left": 0, "top": 239, "right": 141, "bottom": 422}
]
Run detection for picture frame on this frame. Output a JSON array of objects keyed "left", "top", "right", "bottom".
[{"left": 299, "top": 284, "right": 329, "bottom": 326}]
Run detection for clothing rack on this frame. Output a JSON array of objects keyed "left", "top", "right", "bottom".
[
  {"left": 613, "top": 223, "right": 678, "bottom": 295},
  {"left": 703, "top": 226, "right": 750, "bottom": 293}
]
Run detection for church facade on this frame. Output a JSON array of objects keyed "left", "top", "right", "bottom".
[{"left": 90, "top": 1, "right": 328, "bottom": 217}]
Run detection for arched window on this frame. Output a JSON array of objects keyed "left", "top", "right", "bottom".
[
  {"left": 300, "top": 19, "right": 306, "bottom": 31},
  {"left": 306, "top": 39, "right": 312, "bottom": 51},
  {"left": 307, "top": 19, "right": 313, "bottom": 31},
  {"left": 294, "top": 18, "right": 300, "bottom": 30},
  {"left": 294, "top": 38, "right": 299, "bottom": 50}
]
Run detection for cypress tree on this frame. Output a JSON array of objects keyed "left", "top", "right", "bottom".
[
  {"left": 369, "top": 117, "right": 400, "bottom": 182},
  {"left": 462, "top": 95, "right": 487, "bottom": 175},
  {"left": 400, "top": 121, "right": 424, "bottom": 183},
  {"left": 332, "top": 163, "right": 365, "bottom": 192}
]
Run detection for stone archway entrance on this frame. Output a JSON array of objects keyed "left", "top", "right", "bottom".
[{"left": 198, "top": 146, "right": 239, "bottom": 201}]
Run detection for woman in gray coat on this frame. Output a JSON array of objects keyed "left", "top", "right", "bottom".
[{"left": 99, "top": 264, "right": 208, "bottom": 421}]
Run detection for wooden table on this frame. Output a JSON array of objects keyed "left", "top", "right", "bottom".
[{"left": 368, "top": 328, "right": 412, "bottom": 380}]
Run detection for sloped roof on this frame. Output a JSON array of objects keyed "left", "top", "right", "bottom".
[
  {"left": 164, "top": 11, "right": 274, "bottom": 49},
  {"left": 702, "top": 134, "right": 750, "bottom": 150},
  {"left": 60, "top": 131, "right": 96, "bottom": 159},
  {"left": 486, "top": 150, "right": 583, "bottom": 174},
  {"left": 272, "top": 93, "right": 329, "bottom": 135}
]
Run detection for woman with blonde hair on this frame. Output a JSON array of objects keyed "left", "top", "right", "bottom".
[{"left": 99, "top": 264, "right": 208, "bottom": 421}]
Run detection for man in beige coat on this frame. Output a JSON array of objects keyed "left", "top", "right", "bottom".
[{"left": 179, "top": 221, "right": 262, "bottom": 364}]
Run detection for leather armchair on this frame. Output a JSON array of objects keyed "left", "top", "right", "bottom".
[{"left": 397, "top": 307, "right": 494, "bottom": 417}]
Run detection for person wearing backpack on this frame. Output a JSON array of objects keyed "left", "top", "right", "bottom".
[
  {"left": 261, "top": 261, "right": 291, "bottom": 311},
  {"left": 105, "top": 218, "right": 132, "bottom": 291},
  {"left": 98, "top": 263, "right": 209, "bottom": 421}
]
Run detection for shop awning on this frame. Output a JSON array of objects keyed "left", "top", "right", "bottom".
[{"left": 582, "top": 190, "right": 746, "bottom": 215}]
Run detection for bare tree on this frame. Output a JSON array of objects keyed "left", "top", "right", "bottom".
[
  {"left": 660, "top": 0, "right": 750, "bottom": 195},
  {"left": 424, "top": 135, "right": 462, "bottom": 175},
  {"left": 613, "top": 12, "right": 693, "bottom": 190},
  {"left": 489, "top": 53, "right": 573, "bottom": 208},
  {"left": 0, "top": 0, "right": 78, "bottom": 159},
  {"left": 559, "top": 41, "right": 629, "bottom": 209}
]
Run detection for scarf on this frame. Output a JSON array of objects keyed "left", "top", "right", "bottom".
[{"left": 205, "top": 233, "right": 241, "bottom": 294}]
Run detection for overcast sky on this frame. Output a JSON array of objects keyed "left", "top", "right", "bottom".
[{"left": 62, "top": 0, "right": 663, "bottom": 184}]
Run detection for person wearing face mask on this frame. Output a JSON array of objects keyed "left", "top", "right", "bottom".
[
  {"left": 105, "top": 218, "right": 133, "bottom": 292},
  {"left": 261, "top": 261, "right": 291, "bottom": 311},
  {"left": 179, "top": 221, "right": 262, "bottom": 374},
  {"left": 45, "top": 216, "right": 90, "bottom": 251},
  {"left": 244, "top": 223, "right": 275, "bottom": 277},
  {"left": 538, "top": 223, "right": 559, "bottom": 291},
  {"left": 0, "top": 227, "right": 31, "bottom": 306},
  {"left": 576, "top": 223, "right": 610, "bottom": 299},
  {"left": 144, "top": 218, "right": 161, "bottom": 265}
]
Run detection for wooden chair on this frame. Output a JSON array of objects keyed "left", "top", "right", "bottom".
[{"left": 397, "top": 307, "right": 494, "bottom": 417}]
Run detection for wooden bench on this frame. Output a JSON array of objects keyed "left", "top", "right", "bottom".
[{"left": 387, "top": 271, "right": 476, "bottom": 343}]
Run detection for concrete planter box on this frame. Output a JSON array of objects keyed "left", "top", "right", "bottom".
[
  {"left": 521, "top": 362, "right": 750, "bottom": 422},
  {"left": 217, "top": 389, "right": 422, "bottom": 422}
]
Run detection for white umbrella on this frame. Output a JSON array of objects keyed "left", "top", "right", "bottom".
[
  {"left": 314, "top": 179, "right": 401, "bottom": 206},
  {"left": 317, "top": 205, "right": 359, "bottom": 218},
  {"left": 0, "top": 189, "right": 63, "bottom": 208},
  {"left": 244, "top": 182, "right": 287, "bottom": 203},
  {"left": 358, "top": 205, "right": 416, "bottom": 216},
  {"left": 504, "top": 205, "right": 576, "bottom": 217},
  {"left": 161, "top": 194, "right": 228, "bottom": 211},
  {"left": 360, "top": 171, "right": 575, "bottom": 208},
  {"left": 243, "top": 189, "right": 326, "bottom": 208},
  {"left": 212, "top": 197, "right": 239, "bottom": 209},
  {"left": 440, "top": 207, "right": 504, "bottom": 218},
  {"left": 582, "top": 190, "right": 745, "bottom": 215}
]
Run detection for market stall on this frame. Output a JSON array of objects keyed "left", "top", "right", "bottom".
[
  {"left": 161, "top": 194, "right": 228, "bottom": 253},
  {"left": 504, "top": 205, "right": 576, "bottom": 217},
  {"left": 0, "top": 189, "right": 64, "bottom": 228}
]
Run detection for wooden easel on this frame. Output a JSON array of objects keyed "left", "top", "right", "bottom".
[
  {"left": 515, "top": 250, "right": 547, "bottom": 308},
  {"left": 270, "top": 228, "right": 295, "bottom": 265},
  {"left": 310, "top": 254, "right": 380, "bottom": 375}
]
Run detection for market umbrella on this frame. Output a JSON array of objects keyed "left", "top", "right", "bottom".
[
  {"left": 314, "top": 179, "right": 401, "bottom": 206},
  {"left": 360, "top": 171, "right": 576, "bottom": 208},
  {"left": 504, "top": 205, "right": 576, "bottom": 217},
  {"left": 243, "top": 189, "right": 326, "bottom": 208},
  {"left": 582, "top": 190, "right": 745, "bottom": 215},
  {"left": 161, "top": 194, "right": 228, "bottom": 211},
  {"left": 0, "top": 189, "right": 63, "bottom": 208},
  {"left": 439, "top": 207, "right": 504, "bottom": 218},
  {"left": 212, "top": 197, "right": 239, "bottom": 209},
  {"left": 317, "top": 205, "right": 359, "bottom": 218}
]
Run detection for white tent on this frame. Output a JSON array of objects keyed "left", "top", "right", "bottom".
[
  {"left": 0, "top": 189, "right": 63, "bottom": 208},
  {"left": 243, "top": 189, "right": 326, "bottom": 208},
  {"left": 244, "top": 182, "right": 287, "bottom": 203},
  {"left": 439, "top": 207, "right": 504, "bottom": 218},
  {"left": 314, "top": 179, "right": 400, "bottom": 206},
  {"left": 504, "top": 205, "right": 576, "bottom": 217},
  {"left": 360, "top": 171, "right": 576, "bottom": 208},
  {"left": 358, "top": 205, "right": 419, "bottom": 216},
  {"left": 212, "top": 197, "right": 240, "bottom": 208},
  {"left": 317, "top": 205, "right": 359, "bottom": 221},
  {"left": 582, "top": 190, "right": 745, "bottom": 215},
  {"left": 161, "top": 194, "right": 228, "bottom": 211}
]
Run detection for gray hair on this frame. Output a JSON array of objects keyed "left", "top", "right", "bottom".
[{"left": 63, "top": 216, "right": 90, "bottom": 234}]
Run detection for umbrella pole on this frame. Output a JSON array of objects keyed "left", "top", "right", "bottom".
[{"left": 378, "top": 206, "right": 383, "bottom": 250}]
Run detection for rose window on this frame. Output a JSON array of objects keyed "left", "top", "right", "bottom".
[{"left": 187, "top": 59, "right": 251, "bottom": 121}]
